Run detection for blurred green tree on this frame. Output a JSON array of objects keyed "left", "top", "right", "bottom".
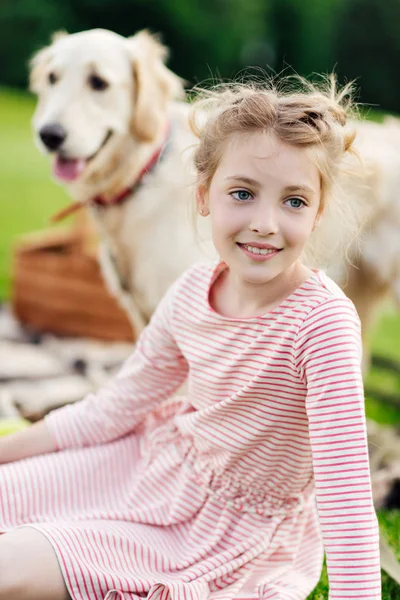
[
  {"left": 269, "top": 0, "right": 343, "bottom": 74},
  {"left": 335, "top": 0, "right": 400, "bottom": 113},
  {"left": 0, "top": 0, "right": 269, "bottom": 88},
  {"left": 0, "top": 0, "right": 398, "bottom": 112}
]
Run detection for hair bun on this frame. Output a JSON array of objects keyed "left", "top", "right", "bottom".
[{"left": 299, "top": 110, "right": 323, "bottom": 126}]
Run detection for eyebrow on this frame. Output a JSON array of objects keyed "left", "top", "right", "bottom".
[
  {"left": 283, "top": 184, "right": 316, "bottom": 195},
  {"left": 225, "top": 176, "right": 316, "bottom": 195},
  {"left": 225, "top": 176, "right": 260, "bottom": 187},
  {"left": 86, "top": 62, "right": 113, "bottom": 80}
]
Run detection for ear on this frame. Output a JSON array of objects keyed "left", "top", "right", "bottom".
[
  {"left": 51, "top": 30, "right": 68, "bottom": 43},
  {"left": 196, "top": 184, "right": 210, "bottom": 216},
  {"left": 29, "top": 31, "right": 68, "bottom": 93},
  {"left": 29, "top": 45, "right": 52, "bottom": 93},
  {"left": 127, "top": 30, "right": 186, "bottom": 142}
]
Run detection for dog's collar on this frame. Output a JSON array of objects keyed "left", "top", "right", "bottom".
[
  {"left": 93, "top": 128, "right": 171, "bottom": 207},
  {"left": 50, "top": 125, "right": 172, "bottom": 223}
]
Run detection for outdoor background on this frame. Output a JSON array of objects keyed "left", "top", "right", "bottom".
[{"left": 0, "top": 0, "right": 399, "bottom": 597}]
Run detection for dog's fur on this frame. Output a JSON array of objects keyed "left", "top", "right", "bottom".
[
  {"left": 30, "top": 28, "right": 400, "bottom": 369},
  {"left": 30, "top": 28, "right": 216, "bottom": 333}
]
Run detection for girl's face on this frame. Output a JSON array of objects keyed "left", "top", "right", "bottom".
[{"left": 197, "top": 131, "right": 322, "bottom": 286}]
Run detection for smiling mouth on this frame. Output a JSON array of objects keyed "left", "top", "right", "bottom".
[
  {"left": 53, "top": 130, "right": 113, "bottom": 182},
  {"left": 237, "top": 243, "right": 282, "bottom": 256}
]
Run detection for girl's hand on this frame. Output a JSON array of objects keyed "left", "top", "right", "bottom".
[{"left": 0, "top": 420, "right": 58, "bottom": 464}]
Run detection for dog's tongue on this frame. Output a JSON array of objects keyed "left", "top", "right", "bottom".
[{"left": 53, "top": 156, "right": 86, "bottom": 181}]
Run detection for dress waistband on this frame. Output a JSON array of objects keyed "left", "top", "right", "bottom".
[
  {"left": 185, "top": 448, "right": 314, "bottom": 519},
  {"left": 141, "top": 419, "right": 314, "bottom": 519}
]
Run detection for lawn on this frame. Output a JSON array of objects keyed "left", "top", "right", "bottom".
[
  {"left": 0, "top": 87, "right": 69, "bottom": 299},
  {"left": 1, "top": 88, "right": 400, "bottom": 598}
]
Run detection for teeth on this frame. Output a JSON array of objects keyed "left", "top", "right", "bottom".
[{"left": 243, "top": 245, "right": 278, "bottom": 255}]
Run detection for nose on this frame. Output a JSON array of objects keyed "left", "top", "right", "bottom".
[
  {"left": 39, "top": 123, "right": 67, "bottom": 151},
  {"left": 249, "top": 206, "right": 278, "bottom": 235}
]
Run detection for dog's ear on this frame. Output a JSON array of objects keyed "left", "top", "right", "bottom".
[
  {"left": 127, "top": 30, "right": 186, "bottom": 142},
  {"left": 29, "top": 45, "right": 52, "bottom": 93},
  {"left": 51, "top": 30, "right": 68, "bottom": 43},
  {"left": 29, "top": 31, "right": 68, "bottom": 93}
]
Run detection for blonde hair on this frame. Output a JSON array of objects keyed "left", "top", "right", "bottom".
[{"left": 189, "top": 75, "right": 363, "bottom": 268}]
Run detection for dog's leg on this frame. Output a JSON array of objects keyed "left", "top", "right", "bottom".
[
  {"left": 88, "top": 207, "right": 148, "bottom": 337},
  {"left": 98, "top": 242, "right": 148, "bottom": 335},
  {"left": 342, "top": 262, "right": 389, "bottom": 373}
]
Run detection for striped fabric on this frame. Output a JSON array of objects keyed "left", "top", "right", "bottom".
[{"left": 0, "top": 261, "right": 380, "bottom": 600}]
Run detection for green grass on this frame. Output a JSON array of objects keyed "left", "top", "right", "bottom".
[
  {"left": 1, "top": 88, "right": 400, "bottom": 598},
  {"left": 365, "top": 307, "right": 400, "bottom": 425},
  {"left": 0, "top": 87, "right": 69, "bottom": 299},
  {"left": 308, "top": 512, "right": 400, "bottom": 599}
]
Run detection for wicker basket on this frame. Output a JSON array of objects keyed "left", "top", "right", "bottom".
[{"left": 11, "top": 227, "right": 135, "bottom": 342}]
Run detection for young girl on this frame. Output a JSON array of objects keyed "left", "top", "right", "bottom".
[{"left": 0, "top": 78, "right": 381, "bottom": 600}]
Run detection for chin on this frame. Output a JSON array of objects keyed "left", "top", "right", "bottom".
[{"left": 239, "top": 266, "right": 279, "bottom": 285}]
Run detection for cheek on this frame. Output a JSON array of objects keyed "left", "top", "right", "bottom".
[
  {"left": 111, "top": 89, "right": 132, "bottom": 130},
  {"left": 284, "top": 215, "right": 315, "bottom": 246},
  {"left": 81, "top": 88, "right": 128, "bottom": 132},
  {"left": 211, "top": 203, "right": 243, "bottom": 237},
  {"left": 34, "top": 90, "right": 54, "bottom": 123}
]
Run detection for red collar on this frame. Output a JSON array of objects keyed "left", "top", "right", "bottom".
[
  {"left": 50, "top": 129, "right": 171, "bottom": 223},
  {"left": 92, "top": 140, "right": 168, "bottom": 207}
]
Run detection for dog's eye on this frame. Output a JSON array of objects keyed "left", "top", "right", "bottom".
[
  {"left": 88, "top": 74, "right": 109, "bottom": 91},
  {"left": 48, "top": 72, "right": 57, "bottom": 85}
]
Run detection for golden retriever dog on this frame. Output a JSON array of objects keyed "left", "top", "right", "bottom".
[
  {"left": 29, "top": 28, "right": 400, "bottom": 371},
  {"left": 30, "top": 28, "right": 215, "bottom": 334}
]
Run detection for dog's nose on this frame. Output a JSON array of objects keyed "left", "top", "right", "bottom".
[{"left": 39, "top": 123, "right": 67, "bottom": 151}]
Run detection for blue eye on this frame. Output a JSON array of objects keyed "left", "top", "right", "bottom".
[
  {"left": 286, "top": 197, "right": 305, "bottom": 209},
  {"left": 231, "top": 190, "right": 252, "bottom": 202}
]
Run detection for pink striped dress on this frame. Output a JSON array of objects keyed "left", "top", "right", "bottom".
[{"left": 0, "top": 261, "right": 381, "bottom": 600}]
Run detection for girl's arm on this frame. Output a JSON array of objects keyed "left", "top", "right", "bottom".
[
  {"left": 42, "top": 272, "right": 190, "bottom": 452},
  {"left": 295, "top": 297, "right": 381, "bottom": 600},
  {"left": 0, "top": 420, "right": 57, "bottom": 464}
]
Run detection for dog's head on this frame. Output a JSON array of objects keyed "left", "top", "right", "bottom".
[{"left": 29, "top": 28, "right": 184, "bottom": 184}]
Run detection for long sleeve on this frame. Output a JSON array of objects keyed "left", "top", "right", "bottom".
[
  {"left": 295, "top": 297, "right": 381, "bottom": 600},
  {"left": 45, "top": 274, "right": 189, "bottom": 450}
]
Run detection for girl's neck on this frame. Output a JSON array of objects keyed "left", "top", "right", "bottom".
[{"left": 211, "top": 261, "right": 315, "bottom": 318}]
